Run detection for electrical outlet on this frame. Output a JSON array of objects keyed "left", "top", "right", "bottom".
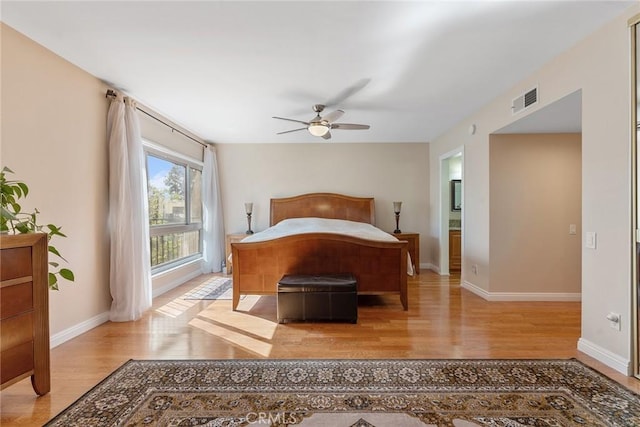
[
  {"left": 569, "top": 224, "right": 577, "bottom": 235},
  {"left": 586, "top": 232, "right": 597, "bottom": 249},
  {"left": 606, "top": 312, "right": 621, "bottom": 331},
  {"left": 471, "top": 264, "right": 478, "bottom": 275}
]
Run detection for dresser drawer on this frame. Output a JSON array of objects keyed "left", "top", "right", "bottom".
[
  {"left": 0, "top": 282, "right": 33, "bottom": 320},
  {"left": 0, "top": 234, "right": 49, "bottom": 395},
  {"left": 1, "top": 341, "right": 34, "bottom": 385},
  {"left": 0, "top": 312, "right": 34, "bottom": 352},
  {"left": 0, "top": 247, "right": 32, "bottom": 281}
]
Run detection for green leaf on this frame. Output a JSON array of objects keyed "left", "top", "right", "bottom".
[
  {"left": 17, "top": 182, "right": 28, "bottom": 197},
  {"left": 48, "top": 245, "right": 68, "bottom": 262},
  {"left": 15, "top": 222, "right": 30, "bottom": 233},
  {"left": 49, "top": 261, "right": 60, "bottom": 268},
  {"left": 12, "top": 185, "right": 22, "bottom": 198},
  {"left": 48, "top": 272, "right": 57, "bottom": 287},
  {"left": 2, "top": 166, "right": 14, "bottom": 174},
  {"left": 47, "top": 224, "right": 66, "bottom": 237},
  {"left": 48, "top": 245, "right": 62, "bottom": 257},
  {"left": 59, "top": 269, "right": 75, "bottom": 281},
  {"left": 1, "top": 206, "right": 17, "bottom": 220},
  {"left": 3, "top": 193, "right": 16, "bottom": 205}
]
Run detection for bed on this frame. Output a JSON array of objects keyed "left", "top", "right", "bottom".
[{"left": 230, "top": 193, "right": 409, "bottom": 311}]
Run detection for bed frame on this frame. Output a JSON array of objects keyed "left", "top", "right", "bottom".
[{"left": 231, "top": 193, "right": 408, "bottom": 311}]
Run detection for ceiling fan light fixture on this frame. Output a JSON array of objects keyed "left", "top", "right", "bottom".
[
  {"left": 308, "top": 123, "right": 329, "bottom": 137},
  {"left": 273, "top": 104, "right": 369, "bottom": 138}
]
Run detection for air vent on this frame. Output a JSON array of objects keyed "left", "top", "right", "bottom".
[{"left": 511, "top": 86, "right": 538, "bottom": 115}]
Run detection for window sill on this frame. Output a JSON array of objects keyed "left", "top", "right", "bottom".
[{"left": 152, "top": 255, "right": 203, "bottom": 278}]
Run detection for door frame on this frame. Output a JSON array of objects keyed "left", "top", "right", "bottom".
[{"left": 629, "top": 12, "right": 640, "bottom": 379}]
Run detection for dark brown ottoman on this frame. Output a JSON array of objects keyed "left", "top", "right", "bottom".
[{"left": 277, "top": 274, "right": 357, "bottom": 323}]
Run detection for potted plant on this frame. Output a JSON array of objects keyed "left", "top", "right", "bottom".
[{"left": 1, "top": 166, "right": 74, "bottom": 290}]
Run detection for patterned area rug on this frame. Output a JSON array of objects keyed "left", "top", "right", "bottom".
[
  {"left": 182, "top": 277, "right": 234, "bottom": 300},
  {"left": 45, "top": 359, "right": 639, "bottom": 427}
]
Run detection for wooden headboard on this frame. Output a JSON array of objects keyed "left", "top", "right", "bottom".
[{"left": 270, "top": 193, "right": 375, "bottom": 226}]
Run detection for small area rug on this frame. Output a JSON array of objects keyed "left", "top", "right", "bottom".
[
  {"left": 45, "top": 359, "right": 639, "bottom": 427},
  {"left": 182, "top": 277, "right": 234, "bottom": 300}
]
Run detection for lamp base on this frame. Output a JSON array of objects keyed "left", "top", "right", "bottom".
[
  {"left": 393, "top": 229, "right": 401, "bottom": 234},
  {"left": 246, "top": 213, "right": 253, "bottom": 235}
]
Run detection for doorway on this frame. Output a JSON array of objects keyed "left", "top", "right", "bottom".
[{"left": 439, "top": 148, "right": 463, "bottom": 276}]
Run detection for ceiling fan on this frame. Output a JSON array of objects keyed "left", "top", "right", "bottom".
[{"left": 273, "top": 104, "right": 370, "bottom": 140}]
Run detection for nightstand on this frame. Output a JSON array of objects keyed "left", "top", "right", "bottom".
[
  {"left": 392, "top": 232, "right": 420, "bottom": 274},
  {"left": 225, "top": 233, "right": 248, "bottom": 274}
]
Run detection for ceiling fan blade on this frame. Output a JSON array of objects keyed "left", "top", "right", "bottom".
[
  {"left": 331, "top": 123, "right": 370, "bottom": 130},
  {"left": 272, "top": 116, "right": 310, "bottom": 126},
  {"left": 325, "top": 78, "right": 371, "bottom": 107},
  {"left": 323, "top": 109, "right": 344, "bottom": 123},
  {"left": 321, "top": 131, "right": 332, "bottom": 140},
  {"left": 277, "top": 127, "right": 307, "bottom": 135}
]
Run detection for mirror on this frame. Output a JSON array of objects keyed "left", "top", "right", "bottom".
[{"left": 451, "top": 179, "right": 461, "bottom": 211}]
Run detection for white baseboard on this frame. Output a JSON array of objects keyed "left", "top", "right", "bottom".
[
  {"left": 462, "top": 280, "right": 490, "bottom": 298},
  {"left": 462, "top": 280, "right": 581, "bottom": 301},
  {"left": 50, "top": 311, "right": 110, "bottom": 349},
  {"left": 50, "top": 264, "right": 206, "bottom": 349},
  {"left": 424, "top": 263, "right": 440, "bottom": 273},
  {"left": 577, "top": 337, "right": 631, "bottom": 376},
  {"left": 152, "top": 269, "right": 202, "bottom": 298}
]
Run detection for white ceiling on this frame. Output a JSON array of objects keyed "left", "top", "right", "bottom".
[{"left": 2, "top": 1, "right": 634, "bottom": 144}]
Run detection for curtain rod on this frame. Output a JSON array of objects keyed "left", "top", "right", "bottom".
[{"left": 105, "top": 89, "right": 208, "bottom": 149}]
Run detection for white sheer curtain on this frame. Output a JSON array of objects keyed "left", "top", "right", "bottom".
[
  {"left": 201, "top": 146, "right": 225, "bottom": 273},
  {"left": 107, "top": 95, "right": 152, "bottom": 321}
]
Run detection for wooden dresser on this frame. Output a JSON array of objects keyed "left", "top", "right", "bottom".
[{"left": 0, "top": 233, "right": 50, "bottom": 395}]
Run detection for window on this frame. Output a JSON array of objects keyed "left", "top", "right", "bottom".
[{"left": 146, "top": 151, "right": 202, "bottom": 271}]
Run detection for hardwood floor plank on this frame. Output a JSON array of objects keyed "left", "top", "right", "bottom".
[{"left": 1, "top": 270, "right": 637, "bottom": 426}]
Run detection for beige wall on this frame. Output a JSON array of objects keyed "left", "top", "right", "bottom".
[
  {"left": 429, "top": 4, "right": 639, "bottom": 373},
  {"left": 490, "top": 134, "right": 581, "bottom": 295},
  {"left": 1, "top": 23, "right": 111, "bottom": 340},
  {"left": 216, "top": 142, "right": 430, "bottom": 266}
]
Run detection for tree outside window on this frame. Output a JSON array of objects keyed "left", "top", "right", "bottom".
[{"left": 146, "top": 153, "right": 202, "bottom": 269}]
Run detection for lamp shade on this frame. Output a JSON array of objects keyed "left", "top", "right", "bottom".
[
  {"left": 393, "top": 201, "right": 402, "bottom": 213},
  {"left": 244, "top": 202, "right": 253, "bottom": 214}
]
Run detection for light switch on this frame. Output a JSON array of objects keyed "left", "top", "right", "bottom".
[
  {"left": 569, "top": 224, "right": 577, "bottom": 235},
  {"left": 586, "top": 232, "right": 597, "bottom": 249}
]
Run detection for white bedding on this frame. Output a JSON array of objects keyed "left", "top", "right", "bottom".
[{"left": 238, "top": 217, "right": 414, "bottom": 275}]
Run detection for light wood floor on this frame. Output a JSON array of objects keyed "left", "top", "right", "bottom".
[{"left": 1, "top": 270, "right": 638, "bottom": 426}]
